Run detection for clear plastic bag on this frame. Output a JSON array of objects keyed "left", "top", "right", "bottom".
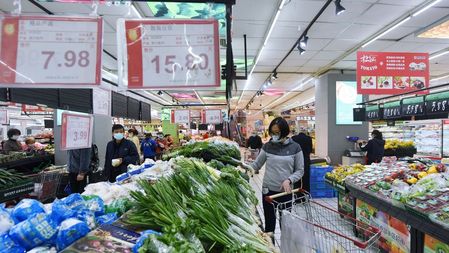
[
  {"left": 95, "top": 212, "right": 118, "bottom": 226},
  {"left": 280, "top": 210, "right": 315, "bottom": 253},
  {"left": 0, "top": 208, "right": 15, "bottom": 235},
  {"left": 12, "top": 199, "right": 45, "bottom": 222}
]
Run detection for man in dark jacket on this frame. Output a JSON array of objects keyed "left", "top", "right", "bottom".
[
  {"left": 105, "top": 124, "right": 139, "bottom": 182},
  {"left": 360, "top": 130, "right": 385, "bottom": 164},
  {"left": 246, "top": 131, "right": 263, "bottom": 150},
  {"left": 67, "top": 148, "right": 92, "bottom": 193},
  {"left": 292, "top": 128, "right": 313, "bottom": 192}
]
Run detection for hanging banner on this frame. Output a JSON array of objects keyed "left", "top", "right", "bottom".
[
  {"left": 61, "top": 113, "right": 93, "bottom": 150},
  {"left": 0, "top": 15, "right": 102, "bottom": 86},
  {"left": 203, "top": 109, "right": 222, "bottom": 124},
  {"left": 357, "top": 51, "right": 429, "bottom": 95},
  {"left": 118, "top": 19, "right": 220, "bottom": 89},
  {"left": 425, "top": 91, "right": 449, "bottom": 115},
  {"left": 93, "top": 88, "right": 110, "bottom": 116},
  {"left": 0, "top": 109, "right": 8, "bottom": 125},
  {"left": 401, "top": 96, "right": 425, "bottom": 117},
  {"left": 383, "top": 101, "right": 402, "bottom": 120},
  {"left": 171, "top": 110, "right": 190, "bottom": 124}
]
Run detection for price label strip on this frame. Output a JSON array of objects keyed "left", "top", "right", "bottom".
[
  {"left": 121, "top": 19, "right": 220, "bottom": 89},
  {"left": 383, "top": 101, "right": 402, "bottom": 119},
  {"left": 0, "top": 15, "right": 102, "bottom": 85},
  {"left": 425, "top": 91, "right": 449, "bottom": 115},
  {"left": 401, "top": 96, "right": 424, "bottom": 116},
  {"left": 204, "top": 109, "right": 222, "bottom": 124},
  {"left": 365, "top": 105, "right": 382, "bottom": 121},
  {"left": 61, "top": 113, "right": 93, "bottom": 150}
]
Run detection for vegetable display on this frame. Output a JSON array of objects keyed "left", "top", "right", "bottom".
[
  {"left": 125, "top": 157, "right": 273, "bottom": 253},
  {"left": 0, "top": 169, "right": 29, "bottom": 189}
]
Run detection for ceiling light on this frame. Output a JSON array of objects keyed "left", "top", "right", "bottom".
[
  {"left": 300, "top": 35, "right": 309, "bottom": 48},
  {"left": 157, "top": 90, "right": 163, "bottom": 95},
  {"left": 335, "top": 0, "right": 346, "bottom": 16},
  {"left": 272, "top": 71, "right": 278, "bottom": 80},
  {"left": 362, "top": 16, "right": 411, "bottom": 48},
  {"left": 419, "top": 20, "right": 449, "bottom": 39},
  {"left": 297, "top": 44, "right": 306, "bottom": 55},
  {"left": 430, "top": 50, "right": 449, "bottom": 60},
  {"left": 263, "top": 83, "right": 268, "bottom": 89},
  {"left": 259, "top": 104, "right": 262, "bottom": 107},
  {"left": 172, "top": 98, "right": 175, "bottom": 103},
  {"left": 267, "top": 80, "right": 273, "bottom": 87},
  {"left": 412, "top": 0, "right": 441, "bottom": 17}
]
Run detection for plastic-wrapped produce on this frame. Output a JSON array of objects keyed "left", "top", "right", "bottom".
[
  {"left": 132, "top": 230, "right": 161, "bottom": 253},
  {"left": 51, "top": 199, "right": 76, "bottom": 223},
  {"left": 12, "top": 199, "right": 45, "bottom": 222},
  {"left": 0, "top": 208, "right": 15, "bottom": 235},
  {"left": 9, "top": 213, "right": 58, "bottom": 250},
  {"left": 27, "top": 246, "right": 57, "bottom": 253},
  {"left": 56, "top": 218, "right": 90, "bottom": 251},
  {"left": 0, "top": 233, "right": 25, "bottom": 253},
  {"left": 74, "top": 210, "right": 96, "bottom": 230},
  {"left": 95, "top": 213, "right": 118, "bottom": 226},
  {"left": 83, "top": 195, "right": 105, "bottom": 216}
]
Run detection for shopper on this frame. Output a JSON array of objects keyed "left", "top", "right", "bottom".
[
  {"left": 105, "top": 124, "right": 139, "bottom": 183},
  {"left": 165, "top": 134, "right": 174, "bottom": 150},
  {"left": 292, "top": 127, "right": 313, "bottom": 192},
  {"left": 155, "top": 133, "right": 166, "bottom": 160},
  {"left": 245, "top": 117, "right": 304, "bottom": 238},
  {"left": 141, "top": 133, "right": 157, "bottom": 161},
  {"left": 246, "top": 131, "right": 263, "bottom": 150},
  {"left": 3, "top": 128, "right": 22, "bottom": 154},
  {"left": 67, "top": 147, "right": 92, "bottom": 193},
  {"left": 360, "top": 130, "right": 385, "bottom": 165},
  {"left": 128, "top": 128, "right": 142, "bottom": 158}
]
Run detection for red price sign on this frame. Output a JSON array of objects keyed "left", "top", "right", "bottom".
[
  {"left": 357, "top": 51, "right": 429, "bottom": 95},
  {"left": 61, "top": 113, "right": 93, "bottom": 150},
  {"left": 0, "top": 110, "right": 8, "bottom": 125},
  {"left": 0, "top": 15, "right": 102, "bottom": 86},
  {"left": 204, "top": 109, "right": 222, "bottom": 124},
  {"left": 171, "top": 110, "right": 190, "bottom": 124},
  {"left": 120, "top": 19, "right": 220, "bottom": 89}
]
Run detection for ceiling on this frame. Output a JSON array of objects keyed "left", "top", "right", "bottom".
[{"left": 1, "top": 0, "right": 449, "bottom": 114}]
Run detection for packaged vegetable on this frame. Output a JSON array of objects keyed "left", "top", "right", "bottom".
[
  {"left": 0, "top": 233, "right": 25, "bottom": 253},
  {"left": 62, "top": 193, "right": 86, "bottom": 211},
  {"left": 0, "top": 208, "right": 14, "bottom": 235},
  {"left": 95, "top": 212, "right": 118, "bottom": 226},
  {"left": 132, "top": 230, "right": 161, "bottom": 253},
  {"left": 51, "top": 199, "right": 76, "bottom": 224},
  {"left": 74, "top": 210, "right": 96, "bottom": 230},
  {"left": 84, "top": 195, "right": 105, "bottom": 216},
  {"left": 12, "top": 199, "right": 45, "bottom": 222},
  {"left": 27, "top": 246, "right": 57, "bottom": 253},
  {"left": 105, "top": 198, "right": 132, "bottom": 216},
  {"left": 9, "top": 213, "right": 58, "bottom": 250},
  {"left": 56, "top": 218, "right": 90, "bottom": 251}
]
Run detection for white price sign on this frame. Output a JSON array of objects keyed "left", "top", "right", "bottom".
[
  {"left": 61, "top": 113, "right": 93, "bottom": 150},
  {"left": 0, "top": 16, "right": 102, "bottom": 86},
  {"left": 172, "top": 110, "right": 190, "bottom": 124},
  {"left": 0, "top": 110, "right": 8, "bottom": 125},
  {"left": 120, "top": 19, "right": 220, "bottom": 89},
  {"left": 93, "top": 88, "right": 110, "bottom": 116},
  {"left": 204, "top": 109, "right": 222, "bottom": 124}
]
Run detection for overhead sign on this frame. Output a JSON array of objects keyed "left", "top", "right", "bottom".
[
  {"left": 93, "top": 88, "right": 110, "bottom": 116},
  {"left": 425, "top": 91, "right": 449, "bottom": 114},
  {"left": 366, "top": 105, "right": 382, "bottom": 121},
  {"left": 171, "top": 110, "right": 190, "bottom": 124},
  {"left": 401, "top": 96, "right": 424, "bottom": 117},
  {"left": 0, "top": 15, "right": 102, "bottom": 86},
  {"left": 357, "top": 51, "right": 429, "bottom": 95},
  {"left": 0, "top": 110, "right": 8, "bottom": 125},
  {"left": 383, "top": 101, "right": 402, "bottom": 119},
  {"left": 61, "top": 113, "right": 93, "bottom": 150},
  {"left": 119, "top": 19, "right": 220, "bottom": 89},
  {"left": 203, "top": 109, "right": 222, "bottom": 124}
]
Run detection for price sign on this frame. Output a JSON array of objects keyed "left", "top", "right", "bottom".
[
  {"left": 93, "top": 88, "right": 110, "bottom": 116},
  {"left": 365, "top": 105, "right": 382, "bottom": 121},
  {"left": 61, "top": 113, "right": 93, "bottom": 150},
  {"left": 0, "top": 110, "right": 8, "bottom": 125},
  {"left": 383, "top": 101, "right": 402, "bottom": 119},
  {"left": 0, "top": 15, "right": 102, "bottom": 86},
  {"left": 204, "top": 109, "right": 222, "bottom": 124},
  {"left": 425, "top": 91, "right": 449, "bottom": 114},
  {"left": 401, "top": 96, "right": 424, "bottom": 116},
  {"left": 172, "top": 110, "right": 190, "bottom": 124},
  {"left": 120, "top": 19, "right": 220, "bottom": 89}
]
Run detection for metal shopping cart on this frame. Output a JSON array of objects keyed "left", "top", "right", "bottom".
[
  {"left": 265, "top": 189, "right": 381, "bottom": 253},
  {"left": 32, "top": 166, "right": 66, "bottom": 202}
]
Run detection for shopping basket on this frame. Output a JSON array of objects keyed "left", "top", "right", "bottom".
[
  {"left": 265, "top": 189, "right": 381, "bottom": 253},
  {"left": 244, "top": 148, "right": 259, "bottom": 163},
  {"left": 32, "top": 167, "right": 66, "bottom": 202}
]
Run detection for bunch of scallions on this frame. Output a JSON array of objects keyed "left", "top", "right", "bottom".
[{"left": 125, "top": 157, "right": 275, "bottom": 253}]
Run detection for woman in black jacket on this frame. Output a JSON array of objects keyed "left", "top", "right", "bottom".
[{"left": 360, "top": 130, "right": 385, "bottom": 165}]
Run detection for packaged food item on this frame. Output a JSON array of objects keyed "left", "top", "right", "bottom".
[
  {"left": 0, "top": 208, "right": 15, "bottom": 235},
  {"left": 0, "top": 233, "right": 26, "bottom": 253},
  {"left": 84, "top": 196, "right": 105, "bottom": 216},
  {"left": 51, "top": 199, "right": 76, "bottom": 224},
  {"left": 62, "top": 194, "right": 86, "bottom": 211},
  {"left": 56, "top": 218, "right": 90, "bottom": 251},
  {"left": 132, "top": 230, "right": 161, "bottom": 253},
  {"left": 74, "top": 210, "right": 96, "bottom": 230},
  {"left": 27, "top": 246, "right": 57, "bottom": 253},
  {"left": 12, "top": 199, "right": 45, "bottom": 222},
  {"left": 95, "top": 213, "right": 118, "bottom": 226},
  {"left": 9, "top": 213, "right": 58, "bottom": 250}
]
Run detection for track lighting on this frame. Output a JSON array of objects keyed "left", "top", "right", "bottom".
[
  {"left": 335, "top": 0, "right": 346, "bottom": 16},
  {"left": 157, "top": 90, "right": 163, "bottom": 95},
  {"left": 267, "top": 80, "right": 272, "bottom": 87},
  {"left": 297, "top": 44, "right": 306, "bottom": 55},
  {"left": 172, "top": 98, "right": 175, "bottom": 103},
  {"left": 272, "top": 70, "right": 278, "bottom": 80},
  {"left": 300, "top": 35, "right": 308, "bottom": 48}
]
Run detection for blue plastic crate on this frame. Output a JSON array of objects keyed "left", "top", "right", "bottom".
[
  {"left": 310, "top": 181, "right": 334, "bottom": 191},
  {"left": 310, "top": 165, "right": 333, "bottom": 177},
  {"left": 310, "top": 189, "right": 336, "bottom": 199},
  {"left": 310, "top": 174, "right": 328, "bottom": 182}
]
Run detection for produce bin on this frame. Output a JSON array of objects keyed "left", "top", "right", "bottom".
[{"left": 0, "top": 180, "right": 34, "bottom": 203}]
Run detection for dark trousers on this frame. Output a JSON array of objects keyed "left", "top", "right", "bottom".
[
  {"left": 262, "top": 189, "right": 294, "bottom": 233},
  {"left": 69, "top": 172, "right": 87, "bottom": 194},
  {"left": 108, "top": 167, "right": 127, "bottom": 183}
]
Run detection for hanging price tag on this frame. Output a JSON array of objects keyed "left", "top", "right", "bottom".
[
  {"left": 425, "top": 91, "right": 449, "bottom": 115},
  {"left": 61, "top": 113, "right": 93, "bottom": 150},
  {"left": 0, "top": 110, "right": 8, "bottom": 125},
  {"left": 119, "top": 19, "right": 220, "bottom": 89},
  {"left": 0, "top": 15, "right": 102, "bottom": 86},
  {"left": 383, "top": 101, "right": 402, "bottom": 119},
  {"left": 365, "top": 105, "right": 382, "bottom": 121},
  {"left": 401, "top": 96, "right": 424, "bottom": 116},
  {"left": 204, "top": 109, "right": 222, "bottom": 124},
  {"left": 172, "top": 110, "right": 190, "bottom": 124},
  {"left": 93, "top": 88, "right": 110, "bottom": 116}
]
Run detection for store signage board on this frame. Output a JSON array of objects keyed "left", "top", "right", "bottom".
[
  {"left": 190, "top": 110, "right": 201, "bottom": 118},
  {"left": 401, "top": 96, "right": 425, "bottom": 116},
  {"left": 204, "top": 109, "right": 222, "bottom": 124},
  {"left": 365, "top": 105, "right": 382, "bottom": 121},
  {"left": 0, "top": 15, "right": 102, "bottom": 86},
  {"left": 425, "top": 91, "right": 449, "bottom": 114},
  {"left": 119, "top": 19, "right": 220, "bottom": 89},
  {"left": 93, "top": 88, "right": 110, "bottom": 116},
  {"left": 0, "top": 109, "right": 8, "bottom": 125},
  {"left": 171, "top": 110, "right": 190, "bottom": 124},
  {"left": 357, "top": 51, "right": 429, "bottom": 95},
  {"left": 383, "top": 101, "right": 402, "bottom": 119},
  {"left": 61, "top": 113, "right": 93, "bottom": 150}
]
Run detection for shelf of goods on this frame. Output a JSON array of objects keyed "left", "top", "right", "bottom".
[
  {"left": 325, "top": 159, "right": 449, "bottom": 252},
  {"left": 0, "top": 137, "right": 275, "bottom": 253}
]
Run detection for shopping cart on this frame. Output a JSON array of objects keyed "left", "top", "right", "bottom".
[
  {"left": 244, "top": 148, "right": 259, "bottom": 163},
  {"left": 266, "top": 189, "right": 381, "bottom": 253},
  {"left": 32, "top": 167, "right": 66, "bottom": 202}
]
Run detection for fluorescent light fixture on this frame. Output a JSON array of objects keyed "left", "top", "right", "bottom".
[
  {"left": 362, "top": 16, "right": 411, "bottom": 48},
  {"left": 429, "top": 50, "right": 449, "bottom": 60},
  {"left": 131, "top": 5, "right": 143, "bottom": 18},
  {"left": 413, "top": 0, "right": 441, "bottom": 17},
  {"left": 431, "top": 74, "right": 449, "bottom": 82}
]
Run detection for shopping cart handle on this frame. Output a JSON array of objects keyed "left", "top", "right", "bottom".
[{"left": 264, "top": 188, "right": 305, "bottom": 203}]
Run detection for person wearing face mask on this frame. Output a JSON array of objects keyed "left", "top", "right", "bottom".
[
  {"left": 104, "top": 124, "right": 139, "bottom": 182},
  {"left": 359, "top": 130, "right": 385, "bottom": 165},
  {"left": 128, "top": 128, "right": 142, "bottom": 158},
  {"left": 3, "top": 128, "right": 22, "bottom": 154},
  {"left": 292, "top": 127, "right": 313, "bottom": 192},
  {"left": 244, "top": 117, "right": 304, "bottom": 239}
]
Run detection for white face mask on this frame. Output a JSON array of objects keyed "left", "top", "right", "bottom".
[
  {"left": 271, "top": 134, "right": 281, "bottom": 143},
  {"left": 11, "top": 135, "right": 19, "bottom": 141}
]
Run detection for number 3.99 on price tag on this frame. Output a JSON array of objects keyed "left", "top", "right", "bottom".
[{"left": 61, "top": 113, "right": 93, "bottom": 150}]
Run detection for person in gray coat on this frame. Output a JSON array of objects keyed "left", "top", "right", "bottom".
[{"left": 247, "top": 117, "right": 304, "bottom": 237}]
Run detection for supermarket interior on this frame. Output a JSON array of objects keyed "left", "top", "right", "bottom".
[{"left": 1, "top": 0, "right": 449, "bottom": 252}]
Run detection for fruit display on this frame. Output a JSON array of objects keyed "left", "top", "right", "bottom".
[
  {"left": 384, "top": 139, "right": 417, "bottom": 157},
  {"left": 325, "top": 163, "right": 365, "bottom": 185},
  {"left": 384, "top": 139, "right": 415, "bottom": 150}
]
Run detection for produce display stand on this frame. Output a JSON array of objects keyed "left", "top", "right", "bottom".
[
  {"left": 0, "top": 180, "right": 34, "bottom": 203},
  {"left": 0, "top": 154, "right": 54, "bottom": 173}
]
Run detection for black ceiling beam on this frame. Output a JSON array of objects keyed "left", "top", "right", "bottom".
[{"left": 102, "top": 78, "right": 166, "bottom": 106}]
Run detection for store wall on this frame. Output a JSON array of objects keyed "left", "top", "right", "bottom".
[{"left": 315, "top": 72, "right": 369, "bottom": 164}]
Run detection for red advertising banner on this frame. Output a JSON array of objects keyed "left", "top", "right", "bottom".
[
  {"left": 357, "top": 51, "right": 429, "bottom": 95},
  {"left": 0, "top": 15, "right": 102, "bottom": 86}
]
